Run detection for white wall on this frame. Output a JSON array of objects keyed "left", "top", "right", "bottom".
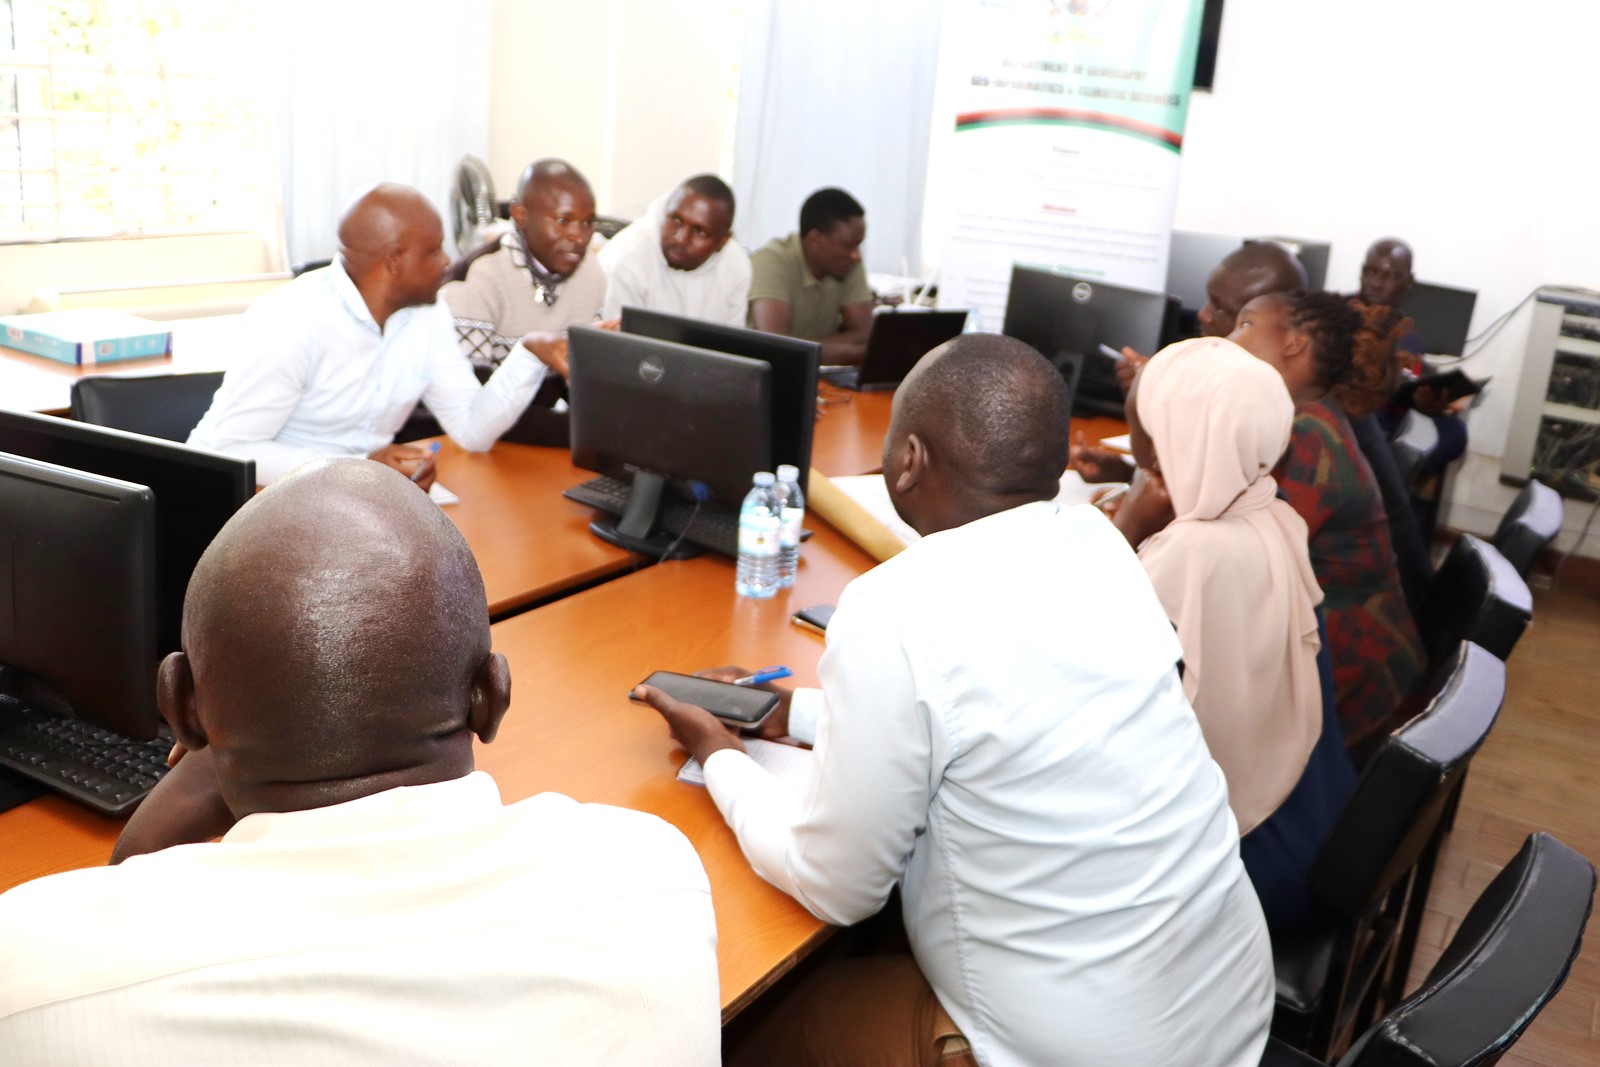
[
  {"left": 1172, "top": 0, "right": 1600, "bottom": 551},
  {"left": 1174, "top": 0, "right": 1600, "bottom": 451},
  {"left": 487, "top": 0, "right": 741, "bottom": 224},
  {"left": 0, "top": 233, "right": 277, "bottom": 316}
]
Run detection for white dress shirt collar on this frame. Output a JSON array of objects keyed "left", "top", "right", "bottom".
[{"left": 224, "top": 771, "right": 502, "bottom": 846}]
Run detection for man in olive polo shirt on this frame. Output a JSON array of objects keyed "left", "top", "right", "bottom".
[{"left": 748, "top": 187, "right": 873, "bottom": 365}]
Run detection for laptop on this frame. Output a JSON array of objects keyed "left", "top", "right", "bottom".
[{"left": 822, "top": 310, "right": 969, "bottom": 391}]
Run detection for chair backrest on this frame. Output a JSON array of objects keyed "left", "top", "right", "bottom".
[
  {"left": 1413, "top": 534, "right": 1533, "bottom": 666},
  {"left": 1389, "top": 410, "right": 1438, "bottom": 489},
  {"left": 1339, "top": 832, "right": 1595, "bottom": 1067},
  {"left": 1310, "top": 643, "right": 1505, "bottom": 921},
  {"left": 443, "top": 235, "right": 504, "bottom": 285},
  {"left": 1491, "top": 480, "right": 1564, "bottom": 579},
  {"left": 70, "top": 372, "right": 226, "bottom": 443}
]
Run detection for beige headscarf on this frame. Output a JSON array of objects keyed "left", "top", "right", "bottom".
[{"left": 1135, "top": 337, "right": 1324, "bottom": 835}]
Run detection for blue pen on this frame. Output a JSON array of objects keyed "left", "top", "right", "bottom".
[
  {"left": 411, "top": 441, "right": 441, "bottom": 482},
  {"left": 733, "top": 666, "right": 793, "bottom": 686}
]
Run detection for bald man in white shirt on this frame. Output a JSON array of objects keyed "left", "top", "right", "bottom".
[
  {"left": 0, "top": 461, "right": 719, "bottom": 1065},
  {"left": 189, "top": 184, "right": 558, "bottom": 486},
  {"left": 639, "top": 334, "right": 1273, "bottom": 1067}
]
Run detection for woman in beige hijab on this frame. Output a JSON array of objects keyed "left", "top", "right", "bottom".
[{"left": 1117, "top": 336, "right": 1324, "bottom": 835}]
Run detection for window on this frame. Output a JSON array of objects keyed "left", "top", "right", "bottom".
[{"left": 0, "top": 0, "right": 275, "bottom": 243}]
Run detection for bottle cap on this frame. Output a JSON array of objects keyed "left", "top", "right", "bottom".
[
  {"left": 776, "top": 464, "right": 800, "bottom": 482},
  {"left": 753, "top": 471, "right": 775, "bottom": 486}
]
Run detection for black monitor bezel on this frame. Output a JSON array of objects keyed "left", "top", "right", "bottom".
[
  {"left": 1002, "top": 265, "right": 1174, "bottom": 412},
  {"left": 0, "top": 452, "right": 160, "bottom": 740},
  {"left": 0, "top": 410, "right": 254, "bottom": 658},
  {"left": 1397, "top": 282, "right": 1478, "bottom": 358},
  {"left": 568, "top": 325, "right": 774, "bottom": 511},
  {"left": 619, "top": 306, "right": 820, "bottom": 497}
]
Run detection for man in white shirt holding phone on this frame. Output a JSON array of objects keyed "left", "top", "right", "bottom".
[{"left": 637, "top": 333, "right": 1273, "bottom": 1067}]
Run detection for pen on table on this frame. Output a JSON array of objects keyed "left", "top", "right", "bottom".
[
  {"left": 733, "top": 666, "right": 793, "bottom": 686},
  {"left": 412, "top": 441, "right": 441, "bottom": 482},
  {"left": 1093, "top": 483, "right": 1132, "bottom": 511}
]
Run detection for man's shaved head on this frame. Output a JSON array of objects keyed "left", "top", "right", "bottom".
[
  {"left": 1360, "top": 237, "right": 1415, "bottom": 307},
  {"left": 513, "top": 158, "right": 597, "bottom": 277},
  {"left": 163, "top": 460, "right": 508, "bottom": 817},
  {"left": 515, "top": 158, "right": 591, "bottom": 204},
  {"left": 1199, "top": 242, "right": 1309, "bottom": 337},
  {"left": 336, "top": 183, "right": 451, "bottom": 317},
  {"left": 338, "top": 184, "right": 438, "bottom": 276},
  {"left": 884, "top": 334, "right": 1070, "bottom": 536}
]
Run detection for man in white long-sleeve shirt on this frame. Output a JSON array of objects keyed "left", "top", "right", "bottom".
[
  {"left": 188, "top": 184, "right": 558, "bottom": 486},
  {"left": 638, "top": 333, "right": 1274, "bottom": 1067}
]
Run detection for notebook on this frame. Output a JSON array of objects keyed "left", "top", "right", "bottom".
[{"left": 677, "top": 737, "right": 814, "bottom": 786}]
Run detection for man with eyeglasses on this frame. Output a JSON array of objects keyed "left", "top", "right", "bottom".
[{"left": 441, "top": 158, "right": 608, "bottom": 379}]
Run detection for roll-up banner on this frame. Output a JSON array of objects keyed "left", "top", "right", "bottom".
[{"left": 923, "top": 0, "right": 1207, "bottom": 331}]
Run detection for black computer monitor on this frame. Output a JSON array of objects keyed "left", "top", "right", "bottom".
[
  {"left": 1245, "top": 236, "right": 1330, "bottom": 291},
  {"left": 0, "top": 411, "right": 254, "bottom": 656},
  {"left": 0, "top": 453, "right": 160, "bottom": 740},
  {"left": 568, "top": 326, "right": 772, "bottom": 555},
  {"left": 1166, "top": 230, "right": 1242, "bottom": 313},
  {"left": 1002, "top": 265, "right": 1177, "bottom": 416},
  {"left": 619, "top": 307, "right": 819, "bottom": 496},
  {"left": 1397, "top": 282, "right": 1478, "bottom": 357}
]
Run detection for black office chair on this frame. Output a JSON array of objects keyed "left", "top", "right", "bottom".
[
  {"left": 1388, "top": 410, "right": 1438, "bottom": 491},
  {"left": 1262, "top": 831, "right": 1595, "bottom": 1067},
  {"left": 442, "top": 235, "right": 503, "bottom": 285},
  {"left": 1492, "top": 479, "right": 1564, "bottom": 579},
  {"left": 392, "top": 366, "right": 570, "bottom": 449},
  {"left": 70, "top": 372, "right": 225, "bottom": 443},
  {"left": 1411, "top": 534, "right": 1532, "bottom": 669},
  {"left": 1270, "top": 642, "right": 1505, "bottom": 1061}
]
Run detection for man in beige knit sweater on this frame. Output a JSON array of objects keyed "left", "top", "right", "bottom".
[{"left": 441, "top": 158, "right": 608, "bottom": 378}]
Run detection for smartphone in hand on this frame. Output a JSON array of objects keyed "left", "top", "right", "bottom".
[{"left": 631, "top": 671, "right": 781, "bottom": 729}]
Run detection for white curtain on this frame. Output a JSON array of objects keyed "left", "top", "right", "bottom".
[
  {"left": 265, "top": 0, "right": 493, "bottom": 267},
  {"left": 731, "top": 0, "right": 943, "bottom": 276}
]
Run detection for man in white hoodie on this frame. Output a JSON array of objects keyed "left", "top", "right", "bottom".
[{"left": 600, "top": 174, "right": 750, "bottom": 326}]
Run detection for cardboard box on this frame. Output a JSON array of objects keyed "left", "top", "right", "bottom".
[{"left": 0, "top": 310, "right": 173, "bottom": 366}]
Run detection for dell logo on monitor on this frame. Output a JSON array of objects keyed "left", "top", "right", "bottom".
[
  {"left": 1071, "top": 282, "right": 1093, "bottom": 304},
  {"left": 638, "top": 357, "right": 665, "bottom": 384}
]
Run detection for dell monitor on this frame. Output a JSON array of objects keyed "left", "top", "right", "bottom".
[
  {"left": 1397, "top": 282, "right": 1478, "bottom": 357},
  {"left": 0, "top": 411, "right": 254, "bottom": 657},
  {"left": 1002, "top": 265, "right": 1177, "bottom": 416},
  {"left": 619, "top": 306, "right": 820, "bottom": 496},
  {"left": 0, "top": 452, "right": 160, "bottom": 741},
  {"left": 567, "top": 326, "right": 771, "bottom": 558}
]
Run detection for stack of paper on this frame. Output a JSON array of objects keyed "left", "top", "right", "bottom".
[
  {"left": 678, "top": 737, "right": 814, "bottom": 786},
  {"left": 0, "top": 310, "right": 172, "bottom": 366},
  {"left": 827, "top": 468, "right": 1106, "bottom": 548}
]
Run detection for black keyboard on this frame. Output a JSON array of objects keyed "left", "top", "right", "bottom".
[
  {"left": 564, "top": 476, "right": 741, "bottom": 557},
  {"left": 0, "top": 694, "right": 171, "bottom": 816}
]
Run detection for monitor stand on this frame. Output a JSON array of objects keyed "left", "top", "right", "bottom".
[{"left": 587, "top": 471, "right": 705, "bottom": 560}]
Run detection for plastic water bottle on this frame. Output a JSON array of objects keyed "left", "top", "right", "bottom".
[
  {"left": 774, "top": 464, "right": 805, "bottom": 587},
  {"left": 735, "top": 472, "right": 782, "bottom": 598}
]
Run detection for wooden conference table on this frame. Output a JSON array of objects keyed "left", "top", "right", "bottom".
[{"left": 0, "top": 381, "right": 1126, "bottom": 1019}]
